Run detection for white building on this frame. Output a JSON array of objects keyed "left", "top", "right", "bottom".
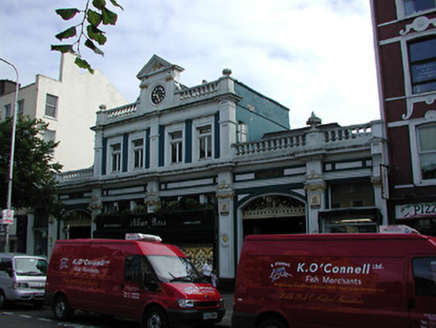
[
  {"left": 53, "top": 55, "right": 388, "bottom": 288},
  {"left": 0, "top": 52, "right": 127, "bottom": 253}
]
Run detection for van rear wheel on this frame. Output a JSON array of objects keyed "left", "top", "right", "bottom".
[
  {"left": 53, "top": 294, "right": 74, "bottom": 320},
  {"left": 0, "top": 290, "right": 8, "bottom": 309},
  {"left": 259, "top": 318, "right": 287, "bottom": 328},
  {"left": 142, "top": 307, "right": 169, "bottom": 328}
]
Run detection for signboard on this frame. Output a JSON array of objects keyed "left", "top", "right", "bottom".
[
  {"left": 396, "top": 203, "right": 436, "bottom": 219},
  {"left": 1, "top": 209, "right": 14, "bottom": 225}
]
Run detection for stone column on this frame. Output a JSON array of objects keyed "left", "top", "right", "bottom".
[
  {"left": 216, "top": 171, "right": 235, "bottom": 279},
  {"left": 304, "top": 160, "right": 326, "bottom": 234}
]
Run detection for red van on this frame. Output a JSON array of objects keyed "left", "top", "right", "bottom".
[
  {"left": 44, "top": 234, "right": 224, "bottom": 328},
  {"left": 232, "top": 233, "right": 436, "bottom": 328}
]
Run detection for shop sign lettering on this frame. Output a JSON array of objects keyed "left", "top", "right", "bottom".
[
  {"left": 130, "top": 217, "right": 167, "bottom": 228},
  {"left": 396, "top": 202, "right": 436, "bottom": 219}
]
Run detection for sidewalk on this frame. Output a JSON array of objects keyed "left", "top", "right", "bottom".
[{"left": 216, "top": 293, "right": 233, "bottom": 327}]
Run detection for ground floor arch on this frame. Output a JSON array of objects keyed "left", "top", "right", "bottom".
[
  {"left": 235, "top": 193, "right": 307, "bottom": 256},
  {"left": 61, "top": 209, "right": 92, "bottom": 239}
]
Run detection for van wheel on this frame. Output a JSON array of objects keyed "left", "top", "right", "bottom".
[
  {"left": 142, "top": 307, "right": 169, "bottom": 328},
  {"left": 258, "top": 318, "right": 287, "bottom": 328},
  {"left": 53, "top": 295, "right": 74, "bottom": 320},
  {"left": 0, "top": 291, "right": 8, "bottom": 309}
]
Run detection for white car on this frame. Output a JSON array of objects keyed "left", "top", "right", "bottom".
[{"left": 0, "top": 253, "right": 48, "bottom": 308}]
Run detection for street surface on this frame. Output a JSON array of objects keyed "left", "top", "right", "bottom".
[{"left": 0, "top": 294, "right": 232, "bottom": 328}]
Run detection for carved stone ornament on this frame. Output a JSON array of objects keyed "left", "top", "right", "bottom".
[
  {"left": 216, "top": 192, "right": 235, "bottom": 199},
  {"left": 403, "top": 96, "right": 436, "bottom": 120},
  {"left": 304, "top": 183, "right": 326, "bottom": 192},
  {"left": 400, "top": 16, "right": 436, "bottom": 35}
]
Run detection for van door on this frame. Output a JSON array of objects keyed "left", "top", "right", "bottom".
[
  {"left": 122, "top": 256, "right": 159, "bottom": 319},
  {"left": 408, "top": 256, "right": 436, "bottom": 327}
]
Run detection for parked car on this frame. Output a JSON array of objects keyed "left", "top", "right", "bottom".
[
  {"left": 0, "top": 253, "right": 48, "bottom": 308},
  {"left": 44, "top": 233, "right": 225, "bottom": 328},
  {"left": 232, "top": 233, "right": 436, "bottom": 328}
]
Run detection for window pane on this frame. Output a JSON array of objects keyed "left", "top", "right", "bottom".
[
  {"left": 419, "top": 125, "right": 436, "bottom": 151},
  {"left": 412, "top": 257, "right": 436, "bottom": 297},
  {"left": 405, "top": 0, "right": 436, "bottom": 15},
  {"left": 409, "top": 38, "right": 436, "bottom": 63},
  {"left": 45, "top": 94, "right": 58, "bottom": 118},
  {"left": 421, "top": 153, "right": 436, "bottom": 179}
]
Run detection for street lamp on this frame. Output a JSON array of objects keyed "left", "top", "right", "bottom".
[{"left": 0, "top": 57, "right": 19, "bottom": 252}]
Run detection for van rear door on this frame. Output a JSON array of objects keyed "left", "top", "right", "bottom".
[{"left": 408, "top": 256, "right": 436, "bottom": 327}]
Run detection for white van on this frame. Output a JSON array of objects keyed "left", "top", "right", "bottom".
[{"left": 0, "top": 253, "right": 48, "bottom": 308}]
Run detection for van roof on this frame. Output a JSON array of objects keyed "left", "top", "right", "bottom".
[
  {"left": 54, "top": 239, "right": 186, "bottom": 257},
  {"left": 245, "top": 233, "right": 436, "bottom": 240},
  {"left": 0, "top": 253, "right": 48, "bottom": 260},
  {"left": 244, "top": 233, "right": 435, "bottom": 243}
]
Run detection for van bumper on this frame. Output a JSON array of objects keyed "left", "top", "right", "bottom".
[
  {"left": 7, "top": 290, "right": 45, "bottom": 303},
  {"left": 231, "top": 311, "right": 256, "bottom": 328},
  {"left": 166, "top": 307, "right": 225, "bottom": 326}
]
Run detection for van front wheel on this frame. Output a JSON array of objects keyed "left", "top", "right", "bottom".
[
  {"left": 142, "top": 307, "right": 169, "bottom": 328},
  {"left": 258, "top": 318, "right": 287, "bottom": 328},
  {"left": 53, "top": 294, "right": 74, "bottom": 320}
]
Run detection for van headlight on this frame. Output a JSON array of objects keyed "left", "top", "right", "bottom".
[
  {"left": 13, "top": 282, "right": 29, "bottom": 289},
  {"left": 177, "top": 299, "right": 195, "bottom": 308}
]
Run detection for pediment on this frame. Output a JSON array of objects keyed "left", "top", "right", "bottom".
[{"left": 136, "top": 54, "right": 184, "bottom": 80}]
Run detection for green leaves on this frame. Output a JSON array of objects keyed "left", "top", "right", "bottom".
[
  {"left": 52, "top": 0, "right": 123, "bottom": 73},
  {"left": 56, "top": 8, "right": 80, "bottom": 20},
  {"left": 0, "top": 116, "right": 63, "bottom": 213},
  {"left": 55, "top": 26, "right": 77, "bottom": 40}
]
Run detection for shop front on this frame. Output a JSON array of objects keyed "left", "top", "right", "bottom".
[
  {"left": 94, "top": 209, "right": 216, "bottom": 271},
  {"left": 394, "top": 202, "right": 436, "bottom": 236}
]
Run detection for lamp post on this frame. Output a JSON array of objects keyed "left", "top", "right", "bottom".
[{"left": 0, "top": 58, "right": 19, "bottom": 252}]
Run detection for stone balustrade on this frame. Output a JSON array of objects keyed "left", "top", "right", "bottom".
[
  {"left": 58, "top": 168, "right": 93, "bottom": 182},
  {"left": 177, "top": 81, "right": 219, "bottom": 101},
  {"left": 234, "top": 134, "right": 306, "bottom": 156}
]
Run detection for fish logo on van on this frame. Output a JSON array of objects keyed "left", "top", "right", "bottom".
[
  {"left": 60, "top": 258, "right": 69, "bottom": 270},
  {"left": 270, "top": 262, "right": 292, "bottom": 282}
]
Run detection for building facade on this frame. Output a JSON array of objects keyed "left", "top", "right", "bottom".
[
  {"left": 0, "top": 52, "right": 127, "bottom": 253},
  {"left": 370, "top": 0, "right": 436, "bottom": 235},
  {"left": 53, "top": 55, "right": 387, "bottom": 285}
]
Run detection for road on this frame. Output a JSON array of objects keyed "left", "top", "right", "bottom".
[{"left": 0, "top": 294, "right": 232, "bottom": 328}]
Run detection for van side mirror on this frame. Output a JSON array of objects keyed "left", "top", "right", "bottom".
[{"left": 6, "top": 268, "right": 13, "bottom": 278}]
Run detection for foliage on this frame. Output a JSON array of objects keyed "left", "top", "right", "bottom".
[
  {"left": 52, "top": 0, "right": 123, "bottom": 73},
  {"left": 0, "top": 116, "right": 63, "bottom": 216}
]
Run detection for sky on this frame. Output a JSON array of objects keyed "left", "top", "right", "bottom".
[{"left": 0, "top": 0, "right": 379, "bottom": 128}]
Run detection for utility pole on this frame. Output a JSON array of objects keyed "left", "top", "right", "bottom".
[{"left": 0, "top": 58, "right": 19, "bottom": 252}]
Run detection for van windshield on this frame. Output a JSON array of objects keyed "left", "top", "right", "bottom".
[
  {"left": 147, "top": 255, "right": 201, "bottom": 283},
  {"left": 14, "top": 258, "right": 48, "bottom": 276}
]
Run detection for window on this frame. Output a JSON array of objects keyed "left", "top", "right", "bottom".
[
  {"left": 17, "top": 100, "right": 24, "bottom": 115},
  {"left": 125, "top": 256, "right": 156, "bottom": 286},
  {"left": 409, "top": 37, "right": 436, "bottom": 94},
  {"left": 404, "top": 0, "right": 436, "bottom": 15},
  {"left": 132, "top": 138, "right": 144, "bottom": 168},
  {"left": 198, "top": 125, "right": 212, "bottom": 159},
  {"left": 412, "top": 257, "right": 436, "bottom": 297},
  {"left": 42, "top": 129, "right": 56, "bottom": 143},
  {"left": 417, "top": 124, "right": 436, "bottom": 180},
  {"left": 170, "top": 131, "right": 183, "bottom": 163},
  {"left": 0, "top": 258, "right": 12, "bottom": 277},
  {"left": 45, "top": 94, "right": 58, "bottom": 118},
  {"left": 238, "top": 122, "right": 248, "bottom": 143},
  {"left": 4, "top": 104, "right": 11, "bottom": 118},
  {"left": 330, "top": 181, "right": 375, "bottom": 208},
  {"left": 111, "top": 143, "right": 122, "bottom": 172}
]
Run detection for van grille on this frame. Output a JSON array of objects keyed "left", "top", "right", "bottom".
[{"left": 196, "top": 301, "right": 220, "bottom": 309}]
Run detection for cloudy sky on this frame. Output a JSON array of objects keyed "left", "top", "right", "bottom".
[{"left": 0, "top": 0, "right": 379, "bottom": 128}]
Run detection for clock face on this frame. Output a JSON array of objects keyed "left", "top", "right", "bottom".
[{"left": 151, "top": 85, "right": 165, "bottom": 104}]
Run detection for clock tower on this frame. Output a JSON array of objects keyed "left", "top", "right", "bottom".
[{"left": 136, "top": 55, "right": 184, "bottom": 111}]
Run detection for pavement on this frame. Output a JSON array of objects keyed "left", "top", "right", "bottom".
[{"left": 216, "top": 293, "right": 233, "bottom": 327}]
